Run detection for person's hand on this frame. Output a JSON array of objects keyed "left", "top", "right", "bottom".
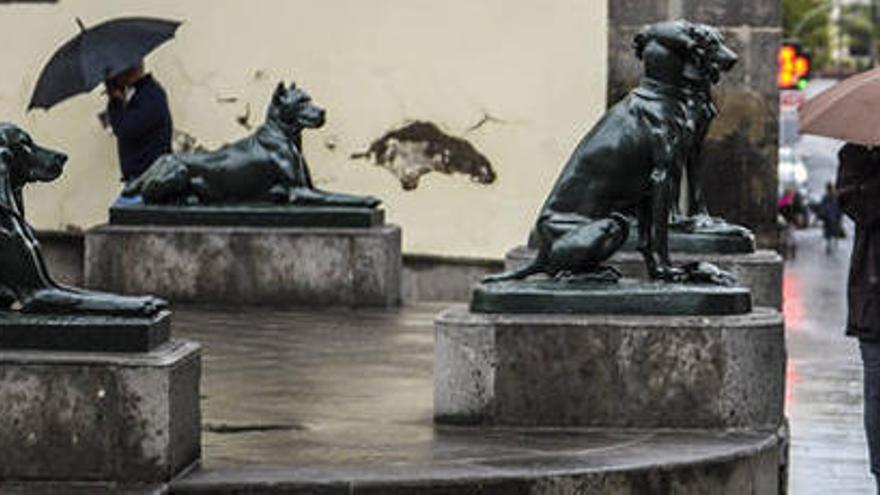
[{"left": 105, "top": 81, "right": 125, "bottom": 102}]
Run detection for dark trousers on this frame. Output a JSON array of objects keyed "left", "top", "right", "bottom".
[{"left": 860, "top": 340, "right": 880, "bottom": 490}]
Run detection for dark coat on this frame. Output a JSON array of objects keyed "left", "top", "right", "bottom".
[
  {"left": 107, "top": 75, "right": 172, "bottom": 182},
  {"left": 837, "top": 143, "right": 880, "bottom": 340},
  {"left": 815, "top": 193, "right": 844, "bottom": 240}
]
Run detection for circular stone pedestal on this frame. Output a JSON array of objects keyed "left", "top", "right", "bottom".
[
  {"left": 505, "top": 245, "right": 783, "bottom": 309},
  {"left": 435, "top": 305, "right": 785, "bottom": 429}
]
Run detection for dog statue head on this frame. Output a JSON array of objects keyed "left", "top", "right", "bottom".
[
  {"left": 634, "top": 21, "right": 737, "bottom": 86},
  {"left": 684, "top": 23, "right": 737, "bottom": 85},
  {"left": 0, "top": 123, "right": 67, "bottom": 189},
  {"left": 266, "top": 81, "right": 327, "bottom": 136}
]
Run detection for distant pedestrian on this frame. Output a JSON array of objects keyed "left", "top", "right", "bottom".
[
  {"left": 101, "top": 62, "right": 172, "bottom": 205},
  {"left": 779, "top": 186, "right": 809, "bottom": 228},
  {"left": 836, "top": 142, "right": 880, "bottom": 491},
  {"left": 814, "top": 181, "right": 845, "bottom": 253}
]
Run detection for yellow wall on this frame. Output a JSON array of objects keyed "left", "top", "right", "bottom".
[{"left": 0, "top": 0, "right": 607, "bottom": 258}]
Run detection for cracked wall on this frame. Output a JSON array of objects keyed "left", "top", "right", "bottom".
[{"left": 0, "top": 0, "right": 607, "bottom": 258}]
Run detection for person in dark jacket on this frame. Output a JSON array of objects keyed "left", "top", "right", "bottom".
[
  {"left": 104, "top": 63, "right": 172, "bottom": 205},
  {"left": 837, "top": 142, "right": 880, "bottom": 490},
  {"left": 815, "top": 181, "right": 845, "bottom": 253}
]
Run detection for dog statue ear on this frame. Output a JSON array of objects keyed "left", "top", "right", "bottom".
[
  {"left": 288, "top": 81, "right": 297, "bottom": 90},
  {"left": 273, "top": 81, "right": 286, "bottom": 101},
  {"left": 633, "top": 31, "right": 649, "bottom": 59}
]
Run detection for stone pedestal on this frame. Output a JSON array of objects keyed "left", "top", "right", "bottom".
[
  {"left": 85, "top": 224, "right": 402, "bottom": 306},
  {"left": 0, "top": 339, "right": 201, "bottom": 483},
  {"left": 435, "top": 305, "right": 785, "bottom": 428},
  {"left": 505, "top": 245, "right": 783, "bottom": 309}
]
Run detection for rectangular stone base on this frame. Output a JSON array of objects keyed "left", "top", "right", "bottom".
[
  {"left": 0, "top": 340, "right": 201, "bottom": 483},
  {"left": 85, "top": 225, "right": 402, "bottom": 306},
  {"left": 0, "top": 310, "right": 171, "bottom": 352}
]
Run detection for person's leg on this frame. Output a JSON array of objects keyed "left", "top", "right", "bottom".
[{"left": 860, "top": 340, "right": 880, "bottom": 491}]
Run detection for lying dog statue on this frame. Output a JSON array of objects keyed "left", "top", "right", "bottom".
[
  {"left": 0, "top": 123, "right": 166, "bottom": 316},
  {"left": 124, "top": 82, "right": 380, "bottom": 208},
  {"left": 486, "top": 21, "right": 736, "bottom": 286}
]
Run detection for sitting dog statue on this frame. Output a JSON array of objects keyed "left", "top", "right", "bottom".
[
  {"left": 0, "top": 123, "right": 166, "bottom": 316},
  {"left": 648, "top": 23, "right": 751, "bottom": 241},
  {"left": 124, "top": 82, "right": 380, "bottom": 208},
  {"left": 486, "top": 21, "right": 736, "bottom": 286}
]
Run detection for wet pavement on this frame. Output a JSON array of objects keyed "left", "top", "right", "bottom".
[
  {"left": 785, "top": 228, "right": 871, "bottom": 494},
  {"left": 168, "top": 233, "right": 875, "bottom": 492},
  {"left": 169, "top": 303, "right": 779, "bottom": 493},
  {"left": 173, "top": 304, "right": 439, "bottom": 467}
]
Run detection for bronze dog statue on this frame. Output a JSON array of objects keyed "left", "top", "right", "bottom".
[
  {"left": 124, "top": 82, "right": 380, "bottom": 207},
  {"left": 486, "top": 21, "right": 737, "bottom": 285},
  {"left": 653, "top": 23, "right": 747, "bottom": 237},
  {"left": 0, "top": 123, "right": 166, "bottom": 316}
]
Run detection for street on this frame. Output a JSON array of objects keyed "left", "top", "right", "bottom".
[{"left": 786, "top": 78, "right": 874, "bottom": 494}]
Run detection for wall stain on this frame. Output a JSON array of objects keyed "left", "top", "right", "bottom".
[{"left": 352, "top": 121, "right": 496, "bottom": 190}]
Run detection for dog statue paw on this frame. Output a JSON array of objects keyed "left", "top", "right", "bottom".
[{"left": 679, "top": 261, "right": 737, "bottom": 287}]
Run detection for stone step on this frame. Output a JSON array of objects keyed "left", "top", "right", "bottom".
[{"left": 172, "top": 428, "right": 783, "bottom": 494}]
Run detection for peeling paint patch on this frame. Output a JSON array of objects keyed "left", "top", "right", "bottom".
[{"left": 352, "top": 121, "right": 496, "bottom": 190}]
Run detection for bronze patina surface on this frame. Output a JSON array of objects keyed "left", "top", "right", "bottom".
[
  {"left": 110, "top": 204, "right": 385, "bottom": 228},
  {"left": 123, "top": 82, "right": 380, "bottom": 210},
  {"left": 622, "top": 221, "right": 755, "bottom": 254},
  {"left": 485, "top": 21, "right": 741, "bottom": 285},
  {"left": 0, "top": 310, "right": 171, "bottom": 352},
  {"left": 0, "top": 123, "right": 167, "bottom": 319},
  {"left": 471, "top": 279, "right": 751, "bottom": 315}
]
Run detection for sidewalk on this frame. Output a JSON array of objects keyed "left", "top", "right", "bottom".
[{"left": 786, "top": 227, "right": 873, "bottom": 494}]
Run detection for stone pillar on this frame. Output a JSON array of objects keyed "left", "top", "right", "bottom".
[{"left": 607, "top": 1, "right": 781, "bottom": 246}]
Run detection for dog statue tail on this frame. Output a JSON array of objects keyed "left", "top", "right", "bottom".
[
  {"left": 481, "top": 250, "right": 546, "bottom": 283},
  {"left": 482, "top": 261, "right": 542, "bottom": 283}
]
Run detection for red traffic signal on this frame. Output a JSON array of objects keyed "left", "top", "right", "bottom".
[{"left": 779, "top": 42, "right": 811, "bottom": 90}]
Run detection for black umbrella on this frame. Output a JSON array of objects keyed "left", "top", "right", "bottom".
[{"left": 29, "top": 17, "right": 181, "bottom": 110}]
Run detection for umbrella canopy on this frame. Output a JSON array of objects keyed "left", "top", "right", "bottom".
[
  {"left": 799, "top": 67, "right": 880, "bottom": 145},
  {"left": 29, "top": 17, "right": 181, "bottom": 110}
]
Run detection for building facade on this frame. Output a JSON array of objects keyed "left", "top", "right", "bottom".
[{"left": 0, "top": 0, "right": 778, "bottom": 257}]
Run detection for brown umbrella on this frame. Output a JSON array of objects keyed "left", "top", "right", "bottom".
[{"left": 799, "top": 67, "right": 880, "bottom": 145}]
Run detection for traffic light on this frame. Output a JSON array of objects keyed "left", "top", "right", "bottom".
[{"left": 779, "top": 41, "right": 811, "bottom": 90}]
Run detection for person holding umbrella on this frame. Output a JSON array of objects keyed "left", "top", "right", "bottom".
[
  {"left": 801, "top": 69, "right": 880, "bottom": 490},
  {"left": 836, "top": 143, "right": 880, "bottom": 490},
  {"left": 28, "top": 17, "right": 180, "bottom": 204},
  {"left": 102, "top": 62, "right": 172, "bottom": 204}
]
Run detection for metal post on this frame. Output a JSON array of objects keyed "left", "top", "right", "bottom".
[{"left": 872, "top": 0, "right": 879, "bottom": 67}]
